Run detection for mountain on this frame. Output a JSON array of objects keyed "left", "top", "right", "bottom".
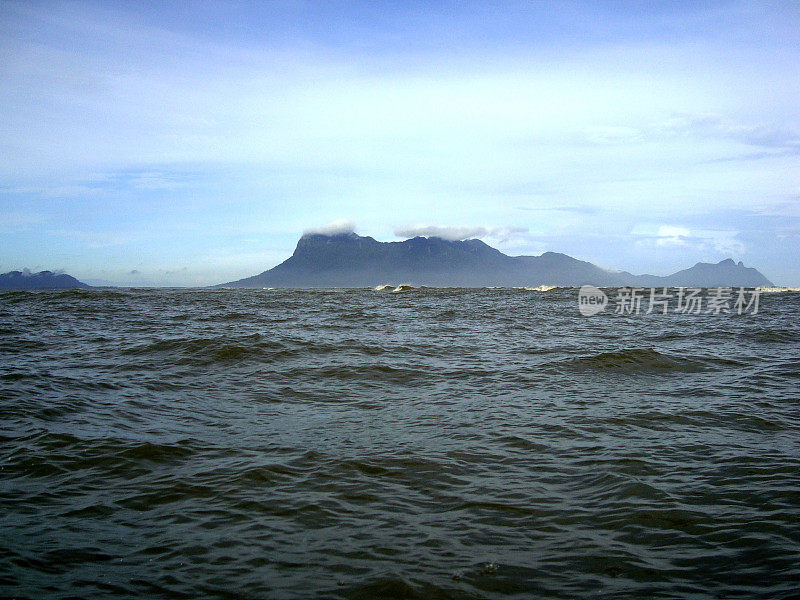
[
  {"left": 219, "top": 232, "right": 773, "bottom": 288},
  {"left": 651, "top": 259, "right": 772, "bottom": 287},
  {"left": 0, "top": 270, "right": 90, "bottom": 290}
]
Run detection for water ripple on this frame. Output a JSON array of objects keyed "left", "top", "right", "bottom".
[{"left": 1, "top": 288, "right": 799, "bottom": 599}]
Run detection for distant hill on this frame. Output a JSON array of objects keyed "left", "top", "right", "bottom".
[
  {"left": 219, "top": 232, "right": 773, "bottom": 288},
  {"left": 0, "top": 270, "right": 90, "bottom": 290},
  {"left": 655, "top": 259, "right": 772, "bottom": 287}
]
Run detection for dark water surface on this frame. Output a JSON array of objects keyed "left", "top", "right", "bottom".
[{"left": 1, "top": 288, "right": 799, "bottom": 599}]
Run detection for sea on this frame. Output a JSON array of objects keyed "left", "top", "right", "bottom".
[{"left": 1, "top": 287, "right": 799, "bottom": 599}]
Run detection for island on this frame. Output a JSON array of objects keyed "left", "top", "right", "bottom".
[{"left": 219, "top": 232, "right": 773, "bottom": 288}]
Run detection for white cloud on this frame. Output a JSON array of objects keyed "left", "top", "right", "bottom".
[
  {"left": 395, "top": 225, "right": 488, "bottom": 241},
  {"left": 394, "top": 225, "right": 528, "bottom": 242},
  {"left": 655, "top": 225, "right": 691, "bottom": 247},
  {"left": 657, "top": 113, "right": 800, "bottom": 150},
  {"left": 632, "top": 224, "right": 744, "bottom": 257},
  {"left": 303, "top": 219, "right": 356, "bottom": 236},
  {"left": 695, "top": 229, "right": 746, "bottom": 257}
]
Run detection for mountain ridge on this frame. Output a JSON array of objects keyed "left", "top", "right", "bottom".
[
  {"left": 219, "top": 233, "right": 774, "bottom": 288},
  {"left": 0, "top": 270, "right": 90, "bottom": 290}
]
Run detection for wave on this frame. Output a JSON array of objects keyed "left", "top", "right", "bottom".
[
  {"left": 373, "top": 284, "right": 394, "bottom": 291},
  {"left": 524, "top": 285, "right": 559, "bottom": 291},
  {"left": 563, "top": 348, "right": 707, "bottom": 373},
  {"left": 121, "top": 335, "right": 288, "bottom": 365},
  {"left": 758, "top": 286, "right": 800, "bottom": 293},
  {"left": 748, "top": 327, "right": 799, "bottom": 343},
  {"left": 392, "top": 284, "right": 416, "bottom": 293}
]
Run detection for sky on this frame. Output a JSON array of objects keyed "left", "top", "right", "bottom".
[{"left": 1, "top": 0, "right": 799, "bottom": 286}]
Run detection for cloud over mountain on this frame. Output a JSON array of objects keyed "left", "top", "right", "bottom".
[
  {"left": 303, "top": 220, "right": 356, "bottom": 236},
  {"left": 394, "top": 225, "right": 528, "bottom": 242}
]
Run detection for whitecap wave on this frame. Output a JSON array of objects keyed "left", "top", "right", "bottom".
[
  {"left": 758, "top": 286, "right": 800, "bottom": 293},
  {"left": 527, "top": 285, "right": 558, "bottom": 291},
  {"left": 515, "top": 285, "right": 559, "bottom": 291}
]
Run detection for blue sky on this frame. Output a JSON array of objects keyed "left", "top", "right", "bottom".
[{"left": 1, "top": 0, "right": 799, "bottom": 285}]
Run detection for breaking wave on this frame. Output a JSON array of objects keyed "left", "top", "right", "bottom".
[{"left": 392, "top": 284, "right": 416, "bottom": 293}]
